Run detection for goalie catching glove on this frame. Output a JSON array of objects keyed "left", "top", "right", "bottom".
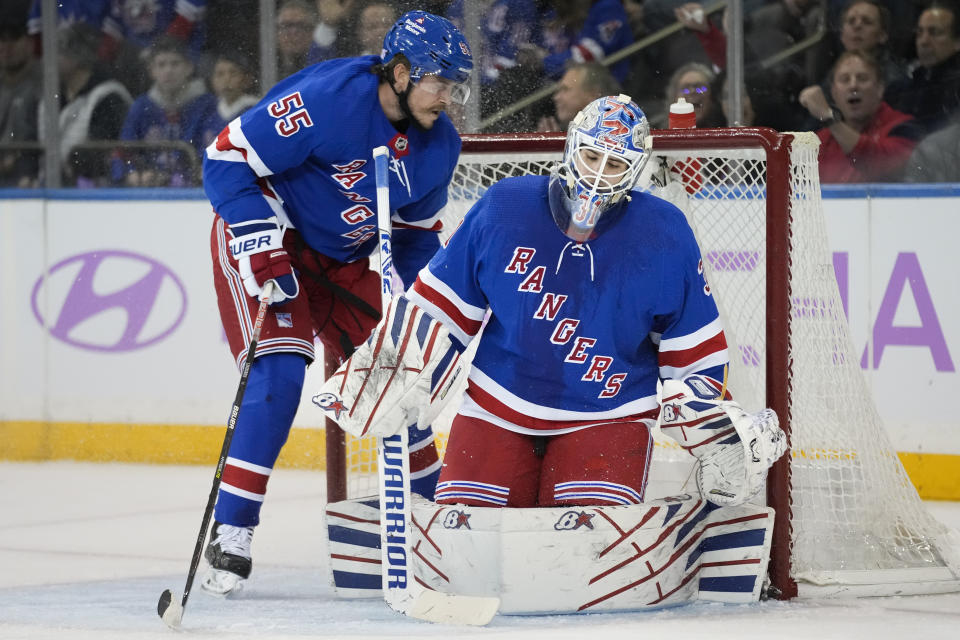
[
  {"left": 228, "top": 217, "right": 299, "bottom": 305},
  {"left": 312, "top": 295, "right": 464, "bottom": 438},
  {"left": 659, "top": 376, "right": 786, "bottom": 506}
]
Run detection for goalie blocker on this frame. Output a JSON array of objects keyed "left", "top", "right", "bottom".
[{"left": 312, "top": 294, "right": 464, "bottom": 438}]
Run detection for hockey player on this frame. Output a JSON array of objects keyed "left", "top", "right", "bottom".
[
  {"left": 199, "top": 10, "right": 472, "bottom": 595},
  {"left": 318, "top": 94, "right": 785, "bottom": 511}
]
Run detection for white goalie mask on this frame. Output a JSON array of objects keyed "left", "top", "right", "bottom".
[{"left": 548, "top": 94, "right": 651, "bottom": 242}]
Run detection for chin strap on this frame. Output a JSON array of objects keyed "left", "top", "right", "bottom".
[{"left": 390, "top": 77, "right": 420, "bottom": 132}]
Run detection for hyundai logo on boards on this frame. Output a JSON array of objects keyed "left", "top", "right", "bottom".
[{"left": 31, "top": 250, "right": 187, "bottom": 352}]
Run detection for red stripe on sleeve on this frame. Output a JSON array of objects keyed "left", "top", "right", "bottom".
[
  {"left": 574, "top": 44, "right": 595, "bottom": 61},
  {"left": 394, "top": 220, "right": 443, "bottom": 232},
  {"left": 412, "top": 279, "right": 483, "bottom": 337},
  {"left": 658, "top": 330, "right": 728, "bottom": 368},
  {"left": 215, "top": 127, "right": 248, "bottom": 163}
]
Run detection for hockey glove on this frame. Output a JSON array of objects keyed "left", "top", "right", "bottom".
[
  {"left": 228, "top": 218, "right": 299, "bottom": 305},
  {"left": 659, "top": 375, "right": 786, "bottom": 506}
]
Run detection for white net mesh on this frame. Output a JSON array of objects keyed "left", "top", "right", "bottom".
[{"left": 339, "top": 130, "right": 960, "bottom": 595}]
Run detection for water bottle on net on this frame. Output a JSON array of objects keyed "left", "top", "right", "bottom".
[{"left": 668, "top": 98, "right": 703, "bottom": 194}]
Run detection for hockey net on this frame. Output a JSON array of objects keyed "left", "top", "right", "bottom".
[{"left": 324, "top": 128, "right": 960, "bottom": 599}]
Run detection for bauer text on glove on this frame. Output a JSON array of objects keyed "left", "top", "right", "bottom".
[{"left": 228, "top": 218, "right": 299, "bottom": 304}]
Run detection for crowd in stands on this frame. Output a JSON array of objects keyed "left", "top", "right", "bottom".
[{"left": 3, "top": 0, "right": 960, "bottom": 187}]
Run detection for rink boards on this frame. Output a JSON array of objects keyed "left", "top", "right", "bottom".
[{"left": 0, "top": 185, "right": 957, "bottom": 497}]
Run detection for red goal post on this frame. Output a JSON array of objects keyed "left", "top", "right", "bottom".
[{"left": 324, "top": 128, "right": 960, "bottom": 600}]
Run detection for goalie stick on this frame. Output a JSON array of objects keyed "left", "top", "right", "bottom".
[
  {"left": 156, "top": 281, "right": 275, "bottom": 629},
  {"left": 371, "top": 145, "right": 499, "bottom": 626}
]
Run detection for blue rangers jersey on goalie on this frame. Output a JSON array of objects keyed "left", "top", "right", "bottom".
[
  {"left": 202, "top": 56, "right": 461, "bottom": 285},
  {"left": 407, "top": 175, "right": 730, "bottom": 435}
]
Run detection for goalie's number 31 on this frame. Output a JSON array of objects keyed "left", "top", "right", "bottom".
[{"left": 268, "top": 91, "right": 314, "bottom": 137}]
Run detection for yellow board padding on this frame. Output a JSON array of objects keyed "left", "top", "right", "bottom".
[
  {"left": 1, "top": 420, "right": 957, "bottom": 500},
  {"left": 0, "top": 420, "right": 328, "bottom": 469},
  {"left": 342, "top": 431, "right": 449, "bottom": 475},
  {"left": 897, "top": 452, "right": 960, "bottom": 501}
]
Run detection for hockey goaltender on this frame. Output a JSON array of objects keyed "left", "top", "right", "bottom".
[{"left": 315, "top": 94, "right": 787, "bottom": 621}]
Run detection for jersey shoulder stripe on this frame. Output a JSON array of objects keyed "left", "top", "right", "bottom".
[
  {"left": 409, "top": 271, "right": 486, "bottom": 343},
  {"left": 659, "top": 328, "right": 727, "bottom": 369}
]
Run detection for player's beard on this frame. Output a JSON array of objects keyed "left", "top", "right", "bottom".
[{"left": 398, "top": 85, "right": 433, "bottom": 132}]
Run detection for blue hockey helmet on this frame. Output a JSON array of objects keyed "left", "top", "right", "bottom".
[
  {"left": 548, "top": 95, "right": 651, "bottom": 242},
  {"left": 381, "top": 10, "right": 473, "bottom": 103}
]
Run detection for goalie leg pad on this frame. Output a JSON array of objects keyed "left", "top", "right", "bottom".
[
  {"left": 412, "top": 495, "right": 774, "bottom": 613},
  {"left": 325, "top": 497, "right": 384, "bottom": 598},
  {"left": 326, "top": 495, "right": 776, "bottom": 611}
]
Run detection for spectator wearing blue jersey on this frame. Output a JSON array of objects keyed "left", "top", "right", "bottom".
[
  {"left": 475, "top": 0, "right": 633, "bottom": 131},
  {"left": 26, "top": 0, "right": 205, "bottom": 97},
  {"left": 446, "top": 0, "right": 547, "bottom": 131},
  {"left": 26, "top": 0, "right": 112, "bottom": 56},
  {"left": 117, "top": 35, "right": 214, "bottom": 186},
  {"left": 198, "top": 10, "right": 473, "bottom": 597},
  {"left": 446, "top": 0, "right": 543, "bottom": 85},
  {"left": 182, "top": 51, "right": 258, "bottom": 158},
  {"left": 102, "top": 0, "right": 207, "bottom": 56},
  {"left": 99, "top": 0, "right": 207, "bottom": 94},
  {"left": 522, "top": 0, "right": 635, "bottom": 83}
]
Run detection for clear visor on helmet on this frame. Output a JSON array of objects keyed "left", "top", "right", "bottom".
[{"left": 414, "top": 73, "right": 471, "bottom": 105}]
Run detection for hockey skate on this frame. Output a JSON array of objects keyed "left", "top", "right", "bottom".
[{"left": 201, "top": 521, "right": 253, "bottom": 596}]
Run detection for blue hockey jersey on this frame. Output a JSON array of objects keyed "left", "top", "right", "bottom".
[
  {"left": 407, "top": 175, "right": 729, "bottom": 435},
  {"left": 202, "top": 56, "right": 461, "bottom": 285},
  {"left": 446, "top": 0, "right": 541, "bottom": 84},
  {"left": 447, "top": 0, "right": 633, "bottom": 83},
  {"left": 541, "top": 0, "right": 634, "bottom": 82}
]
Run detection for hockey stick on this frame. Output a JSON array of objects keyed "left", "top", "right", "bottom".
[
  {"left": 157, "top": 281, "right": 275, "bottom": 629},
  {"left": 371, "top": 146, "right": 499, "bottom": 626}
]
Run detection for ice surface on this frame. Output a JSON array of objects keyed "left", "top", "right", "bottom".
[{"left": 2, "top": 462, "right": 958, "bottom": 639}]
